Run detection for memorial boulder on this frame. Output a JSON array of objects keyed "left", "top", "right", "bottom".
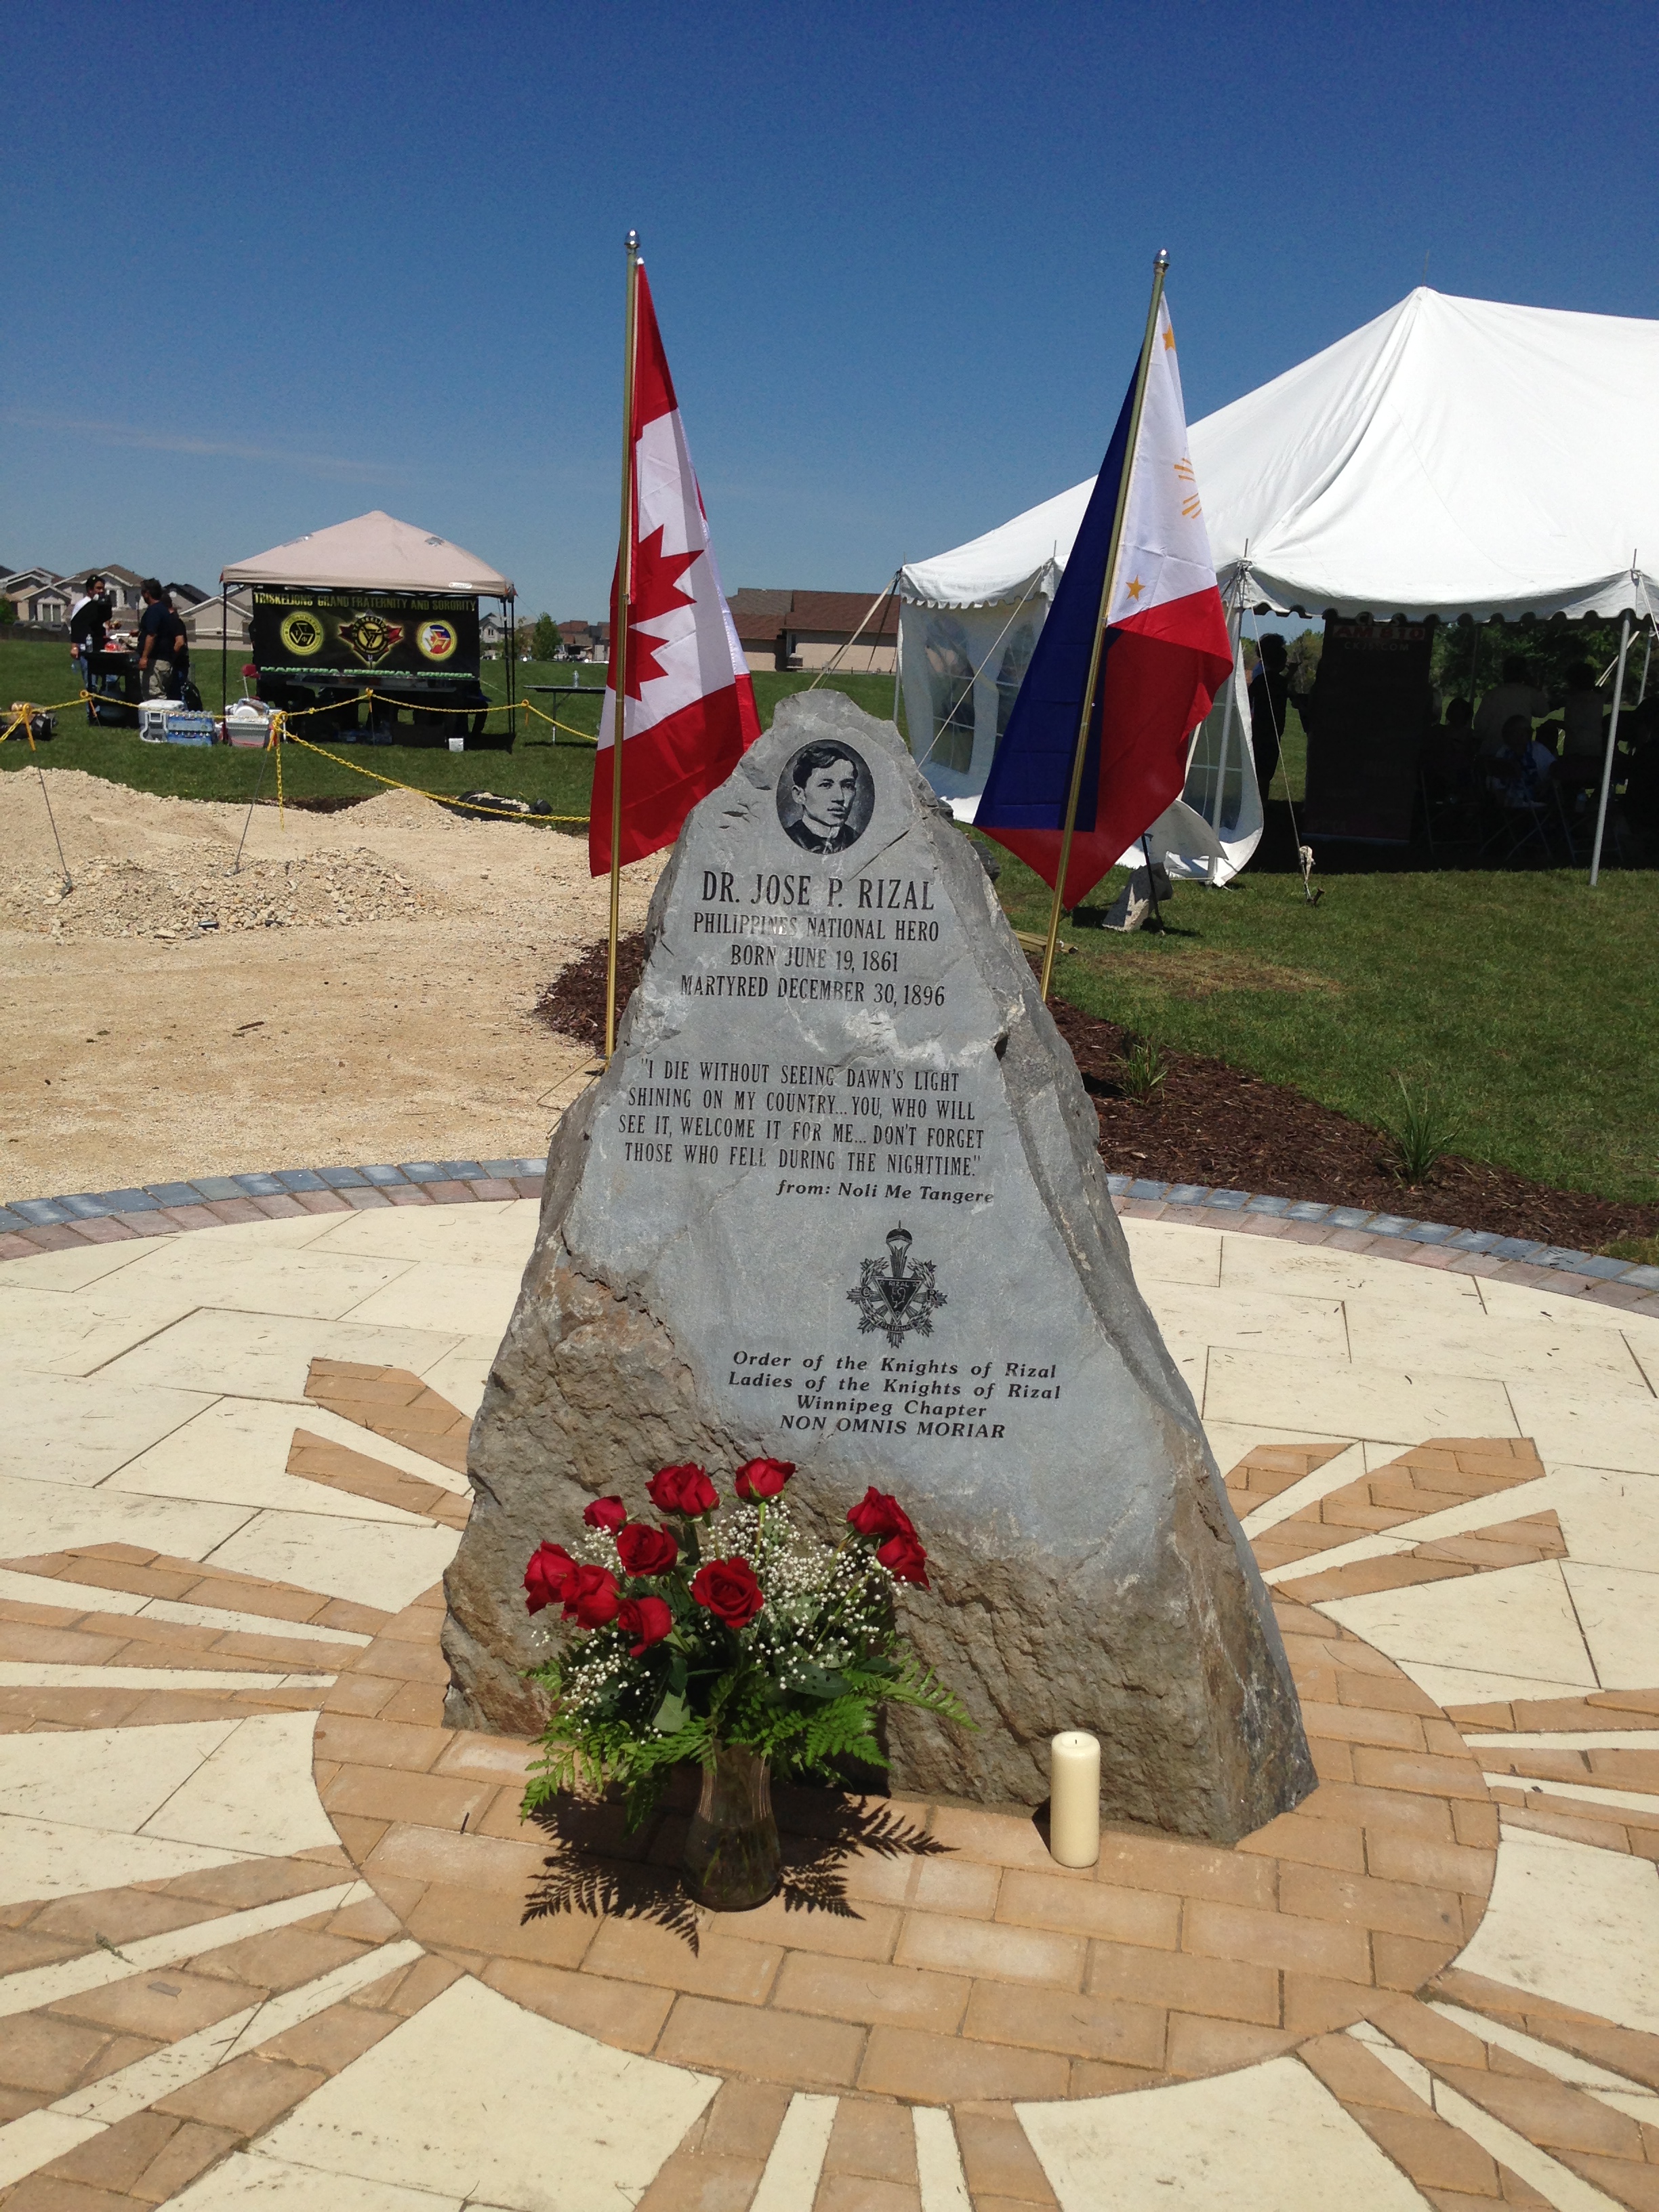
[{"left": 443, "top": 693, "right": 1313, "bottom": 1841}]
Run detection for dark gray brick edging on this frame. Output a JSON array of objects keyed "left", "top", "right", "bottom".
[{"left": 1, "top": 1158, "right": 1654, "bottom": 1322}]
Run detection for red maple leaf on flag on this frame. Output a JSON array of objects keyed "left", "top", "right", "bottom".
[{"left": 609, "top": 526, "right": 701, "bottom": 699}]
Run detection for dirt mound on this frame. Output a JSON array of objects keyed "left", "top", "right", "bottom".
[{"left": 1, "top": 846, "right": 446, "bottom": 941}]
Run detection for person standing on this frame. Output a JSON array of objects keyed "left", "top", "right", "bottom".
[
  {"left": 1473, "top": 655, "right": 1550, "bottom": 756},
  {"left": 136, "top": 579, "right": 190, "bottom": 700},
  {"left": 68, "top": 573, "right": 113, "bottom": 695}
]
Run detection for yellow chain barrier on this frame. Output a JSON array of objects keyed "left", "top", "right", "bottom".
[{"left": 3, "top": 689, "right": 594, "bottom": 824}]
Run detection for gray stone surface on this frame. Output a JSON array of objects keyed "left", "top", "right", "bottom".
[{"left": 443, "top": 693, "right": 1313, "bottom": 1841}]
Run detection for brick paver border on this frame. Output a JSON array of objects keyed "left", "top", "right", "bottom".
[{"left": 3, "top": 1153, "right": 1654, "bottom": 1319}]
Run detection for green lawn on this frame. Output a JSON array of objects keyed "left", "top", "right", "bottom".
[
  {"left": 987, "top": 842, "right": 1658, "bottom": 1208},
  {"left": 7, "top": 632, "right": 1650, "bottom": 1207},
  {"left": 0, "top": 640, "right": 899, "bottom": 822}
]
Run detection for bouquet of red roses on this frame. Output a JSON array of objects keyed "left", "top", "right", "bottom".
[{"left": 520, "top": 1457, "right": 969, "bottom": 1826}]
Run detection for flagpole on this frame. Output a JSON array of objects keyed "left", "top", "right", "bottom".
[
  {"left": 605, "top": 230, "right": 642, "bottom": 1063},
  {"left": 1038, "top": 249, "right": 1170, "bottom": 1003}
]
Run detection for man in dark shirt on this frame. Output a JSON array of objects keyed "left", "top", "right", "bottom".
[
  {"left": 68, "top": 574, "right": 114, "bottom": 693},
  {"left": 137, "top": 579, "right": 190, "bottom": 699}
]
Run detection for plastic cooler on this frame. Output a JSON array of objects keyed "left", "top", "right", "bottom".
[
  {"left": 224, "top": 704, "right": 272, "bottom": 748},
  {"left": 163, "top": 710, "right": 217, "bottom": 747},
  {"left": 138, "top": 699, "right": 182, "bottom": 743}
]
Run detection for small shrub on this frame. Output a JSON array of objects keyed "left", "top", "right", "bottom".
[
  {"left": 1115, "top": 1038, "right": 1167, "bottom": 1104},
  {"left": 1385, "top": 1076, "right": 1463, "bottom": 1185}
]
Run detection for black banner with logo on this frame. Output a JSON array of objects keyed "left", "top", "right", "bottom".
[{"left": 250, "top": 590, "right": 480, "bottom": 682}]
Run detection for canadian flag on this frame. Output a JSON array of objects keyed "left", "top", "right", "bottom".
[
  {"left": 976, "top": 295, "right": 1233, "bottom": 906},
  {"left": 590, "top": 266, "right": 760, "bottom": 875}
]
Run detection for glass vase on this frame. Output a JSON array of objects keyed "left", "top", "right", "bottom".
[{"left": 681, "top": 1742, "right": 780, "bottom": 1911}]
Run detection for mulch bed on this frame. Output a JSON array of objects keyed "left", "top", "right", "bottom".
[{"left": 535, "top": 933, "right": 1655, "bottom": 1252}]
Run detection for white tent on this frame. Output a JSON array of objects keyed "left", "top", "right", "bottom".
[
  {"left": 899, "top": 287, "right": 1659, "bottom": 823},
  {"left": 222, "top": 510, "right": 514, "bottom": 596}
]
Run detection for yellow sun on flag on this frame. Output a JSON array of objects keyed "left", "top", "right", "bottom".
[{"left": 1173, "top": 456, "right": 1201, "bottom": 518}]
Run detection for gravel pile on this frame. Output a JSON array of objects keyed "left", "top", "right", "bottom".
[{"left": 1, "top": 846, "right": 446, "bottom": 941}]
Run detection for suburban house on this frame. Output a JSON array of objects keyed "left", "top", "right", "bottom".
[
  {"left": 726, "top": 588, "right": 899, "bottom": 675},
  {"left": 2, "top": 564, "right": 171, "bottom": 628},
  {"left": 182, "top": 595, "right": 253, "bottom": 650},
  {"left": 2, "top": 569, "right": 67, "bottom": 624}
]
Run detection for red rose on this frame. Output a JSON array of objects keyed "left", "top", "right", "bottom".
[
  {"left": 847, "top": 1488, "right": 916, "bottom": 1542},
  {"left": 878, "top": 1532, "right": 930, "bottom": 1588},
  {"left": 648, "top": 1462, "right": 719, "bottom": 1517},
  {"left": 583, "top": 1495, "right": 628, "bottom": 1532},
  {"left": 524, "top": 1542, "right": 575, "bottom": 1614},
  {"left": 560, "top": 1563, "right": 620, "bottom": 1629},
  {"left": 691, "top": 1555, "right": 765, "bottom": 1629},
  {"left": 617, "top": 1595, "right": 674, "bottom": 1655},
  {"left": 616, "top": 1521, "right": 678, "bottom": 1577},
  {"left": 735, "top": 1456, "right": 794, "bottom": 1502}
]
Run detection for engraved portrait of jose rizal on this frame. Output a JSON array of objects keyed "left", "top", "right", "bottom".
[{"left": 777, "top": 739, "right": 876, "bottom": 855}]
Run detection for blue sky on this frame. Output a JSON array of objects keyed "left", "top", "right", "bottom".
[{"left": 5, "top": 2, "right": 1656, "bottom": 619}]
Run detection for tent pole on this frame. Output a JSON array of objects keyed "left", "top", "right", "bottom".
[
  {"left": 893, "top": 581, "right": 905, "bottom": 738},
  {"left": 1039, "top": 251, "right": 1170, "bottom": 1003},
  {"left": 1589, "top": 609, "right": 1632, "bottom": 888},
  {"left": 605, "top": 231, "right": 642, "bottom": 1064},
  {"left": 1209, "top": 581, "right": 1243, "bottom": 886}
]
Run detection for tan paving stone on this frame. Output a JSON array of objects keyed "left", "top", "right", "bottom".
[
  {"left": 658, "top": 1993, "right": 864, "bottom": 2087},
  {"left": 403, "top": 1879, "right": 598, "bottom": 1967},
  {"left": 1095, "top": 1826, "right": 1279, "bottom": 1907},
  {"left": 255, "top": 1994, "right": 406, "bottom": 2073},
  {"left": 479, "top": 1955, "right": 675, "bottom": 2052},
  {"left": 691, "top": 2077, "right": 794, "bottom": 2161},
  {"left": 773, "top": 1953, "right": 970, "bottom": 2034},
  {"left": 1084, "top": 1936, "right": 1280, "bottom": 2025},
  {"left": 894, "top": 1912, "right": 1084, "bottom": 1990},
  {"left": 1279, "top": 1862, "right": 1464, "bottom": 1944},
  {"left": 713, "top": 1893, "right": 901, "bottom": 1964},
  {"left": 634, "top": 2150, "right": 769, "bottom": 2211},
  {"left": 35, "top": 2111, "right": 181, "bottom": 2196},
  {"left": 1164, "top": 2011, "right": 1303, "bottom": 2075},
  {"left": 962, "top": 1980, "right": 1165, "bottom": 2066},
  {"left": 321, "top": 1761, "right": 493, "bottom": 1830},
  {"left": 814, "top": 2178, "right": 922, "bottom": 2212},
  {"left": 952, "top": 2105, "right": 1059, "bottom": 2205},
  {"left": 0, "top": 2013, "right": 144, "bottom": 2097},
  {"left": 584, "top": 1917, "right": 782, "bottom": 2003},
  {"left": 994, "top": 1868, "right": 1181, "bottom": 1948},
  {"left": 823, "top": 2097, "right": 918, "bottom": 2180},
  {"left": 155, "top": 2051, "right": 325, "bottom": 2131},
  {"left": 859, "top": 2024, "right": 1069, "bottom": 2104},
  {"left": 1181, "top": 1897, "right": 1374, "bottom": 1981}
]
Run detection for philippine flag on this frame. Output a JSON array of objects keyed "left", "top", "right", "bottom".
[
  {"left": 975, "top": 298, "right": 1233, "bottom": 906},
  {"left": 590, "top": 266, "right": 760, "bottom": 875}
]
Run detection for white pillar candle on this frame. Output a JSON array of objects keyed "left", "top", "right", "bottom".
[{"left": 1048, "top": 1731, "right": 1101, "bottom": 1868}]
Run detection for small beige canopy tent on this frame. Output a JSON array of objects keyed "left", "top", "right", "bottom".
[
  {"left": 221, "top": 510, "right": 514, "bottom": 595},
  {"left": 220, "top": 510, "right": 517, "bottom": 738}
]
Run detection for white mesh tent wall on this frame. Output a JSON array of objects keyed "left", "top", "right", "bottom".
[{"left": 899, "top": 287, "right": 1659, "bottom": 812}]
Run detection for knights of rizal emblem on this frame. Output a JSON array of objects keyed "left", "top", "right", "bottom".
[{"left": 849, "top": 1224, "right": 946, "bottom": 1350}]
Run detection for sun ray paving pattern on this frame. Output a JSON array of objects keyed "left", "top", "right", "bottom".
[{"left": 1, "top": 1185, "right": 1658, "bottom": 2209}]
